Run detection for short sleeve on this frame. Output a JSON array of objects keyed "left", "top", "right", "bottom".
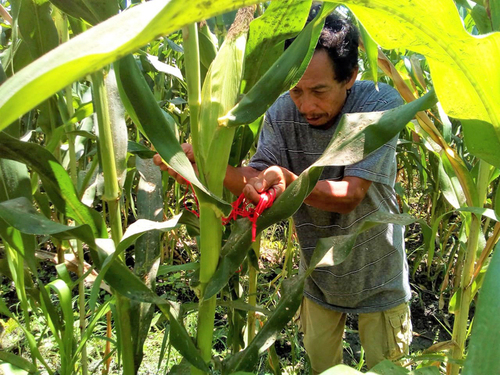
[
  {"left": 248, "top": 114, "right": 283, "bottom": 171},
  {"left": 344, "top": 88, "right": 403, "bottom": 185}
]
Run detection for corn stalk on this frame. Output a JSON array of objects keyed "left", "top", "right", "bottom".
[
  {"left": 188, "top": 9, "right": 254, "bottom": 373},
  {"left": 91, "top": 70, "right": 134, "bottom": 374}
]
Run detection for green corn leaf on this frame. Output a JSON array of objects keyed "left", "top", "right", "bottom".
[
  {"left": 0, "top": 132, "right": 106, "bottom": 237},
  {"left": 204, "top": 90, "right": 437, "bottom": 300},
  {"left": 48, "top": 0, "right": 118, "bottom": 25},
  {"left": 45, "top": 279, "right": 74, "bottom": 371},
  {"left": 224, "top": 276, "right": 306, "bottom": 373},
  {"left": 0, "top": 160, "right": 31, "bottom": 203},
  {"left": 0, "top": 0, "right": 265, "bottom": 133},
  {"left": 0, "top": 197, "right": 97, "bottom": 246},
  {"left": 217, "top": 299, "right": 269, "bottom": 316},
  {"left": 0, "top": 351, "right": 37, "bottom": 373},
  {"left": 470, "top": 4, "right": 493, "bottom": 34},
  {"left": 88, "top": 213, "right": 184, "bottom": 310},
  {"left": 488, "top": 0, "right": 500, "bottom": 31},
  {"left": 334, "top": 0, "right": 500, "bottom": 168},
  {"left": 358, "top": 22, "right": 379, "bottom": 87},
  {"left": 13, "top": 0, "right": 59, "bottom": 60},
  {"left": 127, "top": 141, "right": 157, "bottom": 159},
  {"left": 438, "top": 156, "right": 467, "bottom": 209},
  {"left": 220, "top": 3, "right": 337, "bottom": 128},
  {"left": 311, "top": 212, "right": 415, "bottom": 268},
  {"left": 241, "top": 0, "right": 312, "bottom": 93},
  {"left": 115, "top": 54, "right": 232, "bottom": 216},
  {"left": 73, "top": 299, "right": 112, "bottom": 361},
  {"left": 463, "top": 241, "right": 500, "bottom": 375},
  {"left": 0, "top": 196, "right": 208, "bottom": 372}
]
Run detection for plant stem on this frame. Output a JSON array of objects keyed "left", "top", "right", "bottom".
[
  {"left": 246, "top": 235, "right": 260, "bottom": 345},
  {"left": 193, "top": 205, "right": 222, "bottom": 374},
  {"left": 91, "top": 70, "right": 134, "bottom": 374},
  {"left": 448, "top": 160, "right": 491, "bottom": 375}
]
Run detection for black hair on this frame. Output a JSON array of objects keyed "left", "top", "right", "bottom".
[{"left": 285, "top": 5, "right": 359, "bottom": 83}]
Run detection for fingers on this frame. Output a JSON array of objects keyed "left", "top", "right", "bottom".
[
  {"left": 153, "top": 153, "right": 186, "bottom": 184},
  {"left": 181, "top": 143, "right": 195, "bottom": 163},
  {"left": 152, "top": 153, "right": 170, "bottom": 171},
  {"left": 153, "top": 143, "right": 197, "bottom": 185},
  {"left": 243, "top": 166, "right": 287, "bottom": 204}
]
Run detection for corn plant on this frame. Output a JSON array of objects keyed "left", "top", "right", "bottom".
[{"left": 0, "top": 0, "right": 500, "bottom": 374}]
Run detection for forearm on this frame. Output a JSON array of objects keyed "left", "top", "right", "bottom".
[
  {"left": 304, "top": 179, "right": 370, "bottom": 214},
  {"left": 224, "top": 165, "right": 261, "bottom": 196}
]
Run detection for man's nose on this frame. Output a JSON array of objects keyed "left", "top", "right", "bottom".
[{"left": 299, "top": 95, "right": 317, "bottom": 114}]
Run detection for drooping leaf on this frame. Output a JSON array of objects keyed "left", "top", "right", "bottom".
[
  {"left": 0, "top": 132, "right": 106, "bottom": 238},
  {"left": 145, "top": 54, "right": 184, "bottom": 81},
  {"left": 312, "top": 212, "right": 415, "bottom": 268},
  {"left": 335, "top": 0, "right": 500, "bottom": 168},
  {"left": 0, "top": 0, "right": 265, "bottom": 132},
  {"left": 0, "top": 197, "right": 97, "bottom": 246},
  {"left": 463, "top": 242, "right": 500, "bottom": 375},
  {"left": 115, "top": 54, "right": 232, "bottom": 216}
]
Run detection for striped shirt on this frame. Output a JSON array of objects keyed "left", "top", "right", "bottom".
[{"left": 249, "top": 80, "right": 411, "bottom": 313}]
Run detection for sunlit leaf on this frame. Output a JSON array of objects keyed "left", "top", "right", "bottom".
[
  {"left": 334, "top": 0, "right": 500, "bottom": 167},
  {"left": 0, "top": 132, "right": 106, "bottom": 238},
  {"left": 463, "top": 242, "right": 500, "bottom": 375},
  {"left": 0, "top": 0, "right": 266, "bottom": 133}
]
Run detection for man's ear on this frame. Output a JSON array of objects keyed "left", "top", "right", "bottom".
[{"left": 346, "top": 67, "right": 359, "bottom": 89}]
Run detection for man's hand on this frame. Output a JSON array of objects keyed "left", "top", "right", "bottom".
[
  {"left": 243, "top": 166, "right": 296, "bottom": 205},
  {"left": 152, "top": 143, "right": 197, "bottom": 184}
]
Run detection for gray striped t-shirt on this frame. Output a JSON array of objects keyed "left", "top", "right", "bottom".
[{"left": 249, "top": 80, "right": 411, "bottom": 313}]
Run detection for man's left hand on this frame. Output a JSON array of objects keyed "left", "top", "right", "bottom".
[{"left": 243, "top": 166, "right": 296, "bottom": 205}]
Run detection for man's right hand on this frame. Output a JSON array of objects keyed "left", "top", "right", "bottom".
[{"left": 152, "top": 143, "right": 197, "bottom": 184}]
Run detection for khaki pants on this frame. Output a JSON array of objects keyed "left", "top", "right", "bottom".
[{"left": 300, "top": 297, "right": 412, "bottom": 374}]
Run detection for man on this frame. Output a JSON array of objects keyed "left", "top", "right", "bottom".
[{"left": 155, "top": 10, "right": 411, "bottom": 374}]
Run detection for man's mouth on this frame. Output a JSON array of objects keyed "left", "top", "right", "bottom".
[{"left": 305, "top": 115, "right": 323, "bottom": 123}]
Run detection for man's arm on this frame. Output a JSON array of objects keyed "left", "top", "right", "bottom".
[
  {"left": 153, "top": 145, "right": 261, "bottom": 196},
  {"left": 153, "top": 145, "right": 370, "bottom": 214},
  {"left": 243, "top": 166, "right": 371, "bottom": 214}
]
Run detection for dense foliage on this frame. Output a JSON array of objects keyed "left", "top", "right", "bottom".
[{"left": 0, "top": 0, "right": 499, "bottom": 374}]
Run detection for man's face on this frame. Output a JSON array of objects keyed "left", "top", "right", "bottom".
[{"left": 289, "top": 49, "right": 357, "bottom": 127}]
